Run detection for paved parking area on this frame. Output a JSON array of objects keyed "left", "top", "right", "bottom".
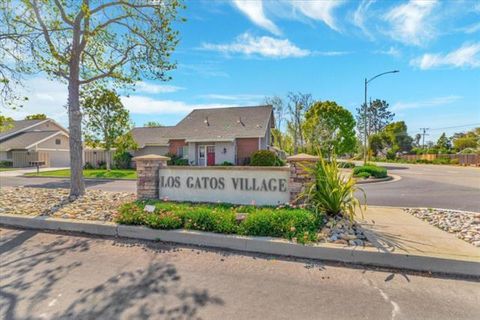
[{"left": 1, "top": 227, "right": 479, "bottom": 320}]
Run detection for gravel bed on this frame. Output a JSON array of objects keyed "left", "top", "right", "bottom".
[
  {"left": 404, "top": 208, "right": 480, "bottom": 247},
  {"left": 317, "top": 215, "right": 371, "bottom": 247},
  {"left": 0, "top": 187, "right": 135, "bottom": 222}
]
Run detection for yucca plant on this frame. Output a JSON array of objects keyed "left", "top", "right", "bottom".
[{"left": 300, "top": 155, "right": 365, "bottom": 220}]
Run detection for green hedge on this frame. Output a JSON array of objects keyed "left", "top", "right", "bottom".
[
  {"left": 117, "top": 201, "right": 323, "bottom": 244},
  {"left": 250, "top": 150, "right": 283, "bottom": 166},
  {"left": 353, "top": 165, "right": 387, "bottom": 178},
  {"left": 338, "top": 161, "right": 355, "bottom": 168}
]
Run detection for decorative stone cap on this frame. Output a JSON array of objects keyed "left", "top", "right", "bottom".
[
  {"left": 132, "top": 154, "right": 171, "bottom": 161},
  {"left": 286, "top": 153, "right": 319, "bottom": 162}
]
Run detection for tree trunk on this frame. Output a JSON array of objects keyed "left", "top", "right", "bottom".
[
  {"left": 106, "top": 148, "right": 111, "bottom": 171},
  {"left": 68, "top": 73, "right": 85, "bottom": 198}
]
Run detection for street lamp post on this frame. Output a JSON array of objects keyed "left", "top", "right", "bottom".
[{"left": 363, "top": 70, "right": 399, "bottom": 165}]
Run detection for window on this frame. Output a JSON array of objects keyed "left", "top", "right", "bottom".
[
  {"left": 55, "top": 138, "right": 61, "bottom": 145},
  {"left": 182, "top": 146, "right": 189, "bottom": 159}
]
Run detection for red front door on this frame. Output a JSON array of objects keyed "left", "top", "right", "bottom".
[{"left": 207, "top": 146, "right": 215, "bottom": 166}]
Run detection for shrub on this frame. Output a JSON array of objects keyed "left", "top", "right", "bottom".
[
  {"left": 338, "top": 161, "right": 355, "bottom": 168},
  {"left": 144, "top": 211, "right": 183, "bottom": 229},
  {"left": 450, "top": 158, "right": 459, "bottom": 165},
  {"left": 250, "top": 150, "right": 282, "bottom": 166},
  {"left": 239, "top": 208, "right": 321, "bottom": 244},
  {"left": 113, "top": 151, "right": 133, "bottom": 169},
  {"left": 432, "top": 157, "right": 451, "bottom": 165},
  {"left": 183, "top": 207, "right": 238, "bottom": 234},
  {"left": 117, "top": 202, "right": 146, "bottom": 225},
  {"left": 0, "top": 160, "right": 13, "bottom": 168},
  {"left": 353, "top": 165, "right": 387, "bottom": 178},
  {"left": 97, "top": 160, "right": 107, "bottom": 169},
  {"left": 165, "top": 152, "right": 189, "bottom": 166},
  {"left": 356, "top": 172, "right": 370, "bottom": 179},
  {"left": 218, "top": 161, "right": 233, "bottom": 166},
  {"left": 83, "top": 162, "right": 94, "bottom": 170},
  {"left": 301, "top": 158, "right": 365, "bottom": 220}
]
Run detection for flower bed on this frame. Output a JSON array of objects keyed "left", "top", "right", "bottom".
[{"left": 117, "top": 201, "right": 322, "bottom": 244}]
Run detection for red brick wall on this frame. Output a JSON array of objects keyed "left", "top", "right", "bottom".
[
  {"left": 236, "top": 138, "right": 259, "bottom": 165},
  {"left": 169, "top": 139, "right": 187, "bottom": 155}
]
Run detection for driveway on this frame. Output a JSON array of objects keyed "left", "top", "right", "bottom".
[
  {"left": 1, "top": 164, "right": 479, "bottom": 211},
  {"left": 1, "top": 227, "right": 479, "bottom": 320}
]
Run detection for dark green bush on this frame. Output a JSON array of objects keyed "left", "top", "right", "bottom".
[
  {"left": 0, "top": 160, "right": 13, "bottom": 168},
  {"left": 83, "top": 162, "right": 94, "bottom": 170},
  {"left": 97, "top": 160, "right": 107, "bottom": 169},
  {"left": 239, "top": 208, "right": 321, "bottom": 243},
  {"left": 356, "top": 172, "right": 370, "bottom": 179},
  {"left": 113, "top": 151, "right": 133, "bottom": 169},
  {"left": 353, "top": 165, "right": 387, "bottom": 178},
  {"left": 165, "top": 152, "right": 189, "bottom": 166},
  {"left": 251, "top": 150, "right": 281, "bottom": 166}
]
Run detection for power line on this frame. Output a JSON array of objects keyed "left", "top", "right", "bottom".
[{"left": 426, "top": 123, "right": 480, "bottom": 131}]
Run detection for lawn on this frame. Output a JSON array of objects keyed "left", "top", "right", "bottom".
[
  {"left": 0, "top": 168, "right": 17, "bottom": 172},
  {"left": 25, "top": 169, "right": 137, "bottom": 180}
]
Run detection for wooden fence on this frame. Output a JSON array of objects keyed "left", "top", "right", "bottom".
[
  {"left": 399, "top": 154, "right": 480, "bottom": 166},
  {"left": 12, "top": 151, "right": 50, "bottom": 167},
  {"left": 83, "top": 149, "right": 115, "bottom": 168}
]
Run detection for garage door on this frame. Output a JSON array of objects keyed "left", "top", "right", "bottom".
[{"left": 47, "top": 151, "right": 70, "bottom": 167}]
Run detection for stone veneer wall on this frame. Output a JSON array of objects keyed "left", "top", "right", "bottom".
[
  {"left": 286, "top": 154, "right": 319, "bottom": 204},
  {"left": 134, "top": 155, "right": 169, "bottom": 200},
  {"left": 135, "top": 153, "right": 319, "bottom": 204}
]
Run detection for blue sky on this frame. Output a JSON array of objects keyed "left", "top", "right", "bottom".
[{"left": 5, "top": 0, "right": 480, "bottom": 142}]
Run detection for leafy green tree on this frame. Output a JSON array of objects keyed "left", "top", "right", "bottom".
[
  {"left": 356, "top": 99, "right": 395, "bottom": 142},
  {"left": 303, "top": 101, "right": 356, "bottom": 159},
  {"left": 82, "top": 88, "right": 131, "bottom": 170},
  {"left": 264, "top": 95, "right": 286, "bottom": 149},
  {"left": 2, "top": 0, "right": 184, "bottom": 197},
  {"left": 452, "top": 128, "right": 479, "bottom": 151},
  {"left": 143, "top": 121, "right": 163, "bottom": 127},
  {"left": 436, "top": 132, "right": 451, "bottom": 153},
  {"left": 382, "top": 121, "right": 413, "bottom": 154},
  {"left": 25, "top": 114, "right": 47, "bottom": 120},
  {"left": 0, "top": 115, "right": 14, "bottom": 132}
]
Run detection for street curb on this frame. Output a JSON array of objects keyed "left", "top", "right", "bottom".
[
  {"left": 356, "top": 174, "right": 400, "bottom": 184},
  {"left": 21, "top": 175, "right": 136, "bottom": 182},
  {"left": 1, "top": 214, "right": 479, "bottom": 278}
]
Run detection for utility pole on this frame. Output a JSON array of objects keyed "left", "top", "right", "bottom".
[{"left": 420, "top": 128, "right": 429, "bottom": 149}]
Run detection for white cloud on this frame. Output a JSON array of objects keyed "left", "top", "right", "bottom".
[
  {"left": 461, "top": 22, "right": 480, "bottom": 34},
  {"left": 232, "top": 0, "right": 281, "bottom": 35},
  {"left": 375, "top": 46, "right": 401, "bottom": 57},
  {"left": 201, "top": 33, "right": 310, "bottom": 58},
  {"left": 2, "top": 77, "right": 69, "bottom": 125},
  {"left": 289, "top": 0, "right": 345, "bottom": 31},
  {"left": 392, "top": 95, "right": 462, "bottom": 111},
  {"left": 410, "top": 43, "right": 480, "bottom": 69},
  {"left": 353, "top": 0, "right": 376, "bottom": 39},
  {"left": 135, "top": 82, "right": 184, "bottom": 94},
  {"left": 384, "top": 0, "right": 438, "bottom": 46},
  {"left": 122, "top": 95, "right": 237, "bottom": 115}
]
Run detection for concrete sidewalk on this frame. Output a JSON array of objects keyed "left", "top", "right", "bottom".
[
  {"left": 357, "top": 206, "right": 480, "bottom": 263},
  {"left": 0, "top": 167, "right": 68, "bottom": 177}
]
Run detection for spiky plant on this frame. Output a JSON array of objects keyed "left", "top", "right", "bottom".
[{"left": 300, "top": 156, "right": 365, "bottom": 220}]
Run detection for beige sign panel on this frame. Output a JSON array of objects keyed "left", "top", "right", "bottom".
[{"left": 158, "top": 167, "right": 290, "bottom": 205}]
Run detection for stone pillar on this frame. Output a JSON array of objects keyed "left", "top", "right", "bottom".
[
  {"left": 133, "top": 154, "right": 170, "bottom": 200},
  {"left": 286, "top": 153, "right": 319, "bottom": 204}
]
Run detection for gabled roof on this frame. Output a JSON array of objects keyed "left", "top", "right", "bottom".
[
  {"left": 0, "top": 119, "right": 48, "bottom": 141},
  {"left": 174, "top": 105, "right": 273, "bottom": 141},
  {"left": 131, "top": 105, "right": 274, "bottom": 147},
  {"left": 130, "top": 126, "right": 175, "bottom": 148},
  {"left": 0, "top": 131, "right": 66, "bottom": 151}
]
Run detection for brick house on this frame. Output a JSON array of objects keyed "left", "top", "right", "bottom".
[{"left": 131, "top": 105, "right": 274, "bottom": 165}]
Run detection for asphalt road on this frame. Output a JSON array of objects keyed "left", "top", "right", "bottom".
[
  {"left": 1, "top": 163, "right": 479, "bottom": 211},
  {"left": 1, "top": 228, "right": 479, "bottom": 320},
  {"left": 359, "top": 163, "right": 480, "bottom": 212}
]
